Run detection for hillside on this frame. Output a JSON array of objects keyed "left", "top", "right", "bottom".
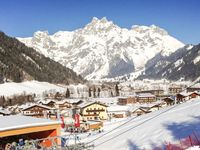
[
  {"left": 139, "top": 44, "right": 200, "bottom": 81},
  {"left": 82, "top": 99, "right": 200, "bottom": 150},
  {"left": 18, "top": 17, "right": 184, "bottom": 79},
  {"left": 0, "top": 32, "right": 84, "bottom": 84}
]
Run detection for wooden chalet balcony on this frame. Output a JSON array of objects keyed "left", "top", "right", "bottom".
[
  {"left": 82, "top": 114, "right": 99, "bottom": 116},
  {"left": 86, "top": 109, "right": 105, "bottom": 112}
]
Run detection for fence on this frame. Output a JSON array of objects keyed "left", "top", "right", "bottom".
[
  {"left": 155, "top": 132, "right": 200, "bottom": 150},
  {"left": 4, "top": 136, "right": 94, "bottom": 150}
]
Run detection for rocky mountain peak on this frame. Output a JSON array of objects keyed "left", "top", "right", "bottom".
[
  {"left": 18, "top": 18, "right": 184, "bottom": 80},
  {"left": 83, "top": 17, "right": 116, "bottom": 34},
  {"left": 132, "top": 24, "right": 168, "bottom": 36},
  {"left": 33, "top": 31, "right": 49, "bottom": 38}
]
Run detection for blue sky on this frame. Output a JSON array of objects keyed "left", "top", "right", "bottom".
[{"left": 0, "top": 0, "right": 199, "bottom": 44}]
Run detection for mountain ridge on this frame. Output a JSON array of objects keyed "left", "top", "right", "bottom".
[
  {"left": 18, "top": 17, "right": 184, "bottom": 79},
  {"left": 138, "top": 44, "right": 200, "bottom": 81}
]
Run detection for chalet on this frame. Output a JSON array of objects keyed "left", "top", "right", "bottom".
[
  {"left": 148, "top": 103, "right": 162, "bottom": 112},
  {"left": 137, "top": 93, "right": 156, "bottom": 103},
  {"left": 0, "top": 109, "right": 11, "bottom": 116},
  {"left": 176, "top": 91, "right": 200, "bottom": 103},
  {"left": 117, "top": 96, "right": 137, "bottom": 105},
  {"left": 132, "top": 107, "right": 151, "bottom": 116},
  {"left": 162, "top": 97, "right": 175, "bottom": 106},
  {"left": 22, "top": 104, "right": 56, "bottom": 119},
  {"left": 187, "top": 83, "right": 200, "bottom": 92},
  {"left": 67, "top": 99, "right": 83, "bottom": 107},
  {"left": 176, "top": 93, "right": 188, "bottom": 103},
  {"left": 156, "top": 94, "right": 172, "bottom": 101},
  {"left": 78, "top": 101, "right": 108, "bottom": 121},
  {"left": 136, "top": 90, "right": 164, "bottom": 96},
  {"left": 55, "top": 100, "right": 72, "bottom": 110},
  {"left": 169, "top": 87, "right": 182, "bottom": 95},
  {"left": 188, "top": 91, "right": 200, "bottom": 99},
  {"left": 107, "top": 105, "right": 131, "bottom": 118},
  {"left": 39, "top": 99, "right": 56, "bottom": 108}
]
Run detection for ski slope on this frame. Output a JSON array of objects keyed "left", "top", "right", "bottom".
[{"left": 85, "top": 98, "right": 200, "bottom": 150}]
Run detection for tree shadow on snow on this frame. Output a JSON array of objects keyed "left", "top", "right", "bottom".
[
  {"left": 163, "top": 116, "right": 200, "bottom": 140},
  {"left": 127, "top": 139, "right": 140, "bottom": 150}
]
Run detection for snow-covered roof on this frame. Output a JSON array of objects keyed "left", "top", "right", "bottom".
[
  {"left": 38, "top": 99, "right": 56, "bottom": 105},
  {"left": 107, "top": 105, "right": 130, "bottom": 112},
  {"left": 0, "top": 109, "right": 11, "bottom": 115},
  {"left": 22, "top": 104, "right": 53, "bottom": 111},
  {"left": 178, "top": 91, "right": 200, "bottom": 97},
  {"left": 64, "top": 99, "right": 82, "bottom": 104},
  {"left": 0, "top": 115, "right": 61, "bottom": 132},
  {"left": 78, "top": 101, "right": 95, "bottom": 108},
  {"left": 117, "top": 96, "right": 129, "bottom": 99},
  {"left": 55, "top": 99, "right": 71, "bottom": 105},
  {"left": 79, "top": 101, "right": 107, "bottom": 108},
  {"left": 137, "top": 93, "right": 156, "bottom": 98},
  {"left": 127, "top": 94, "right": 137, "bottom": 97},
  {"left": 89, "top": 97, "right": 118, "bottom": 105},
  {"left": 162, "top": 96, "right": 176, "bottom": 101}
]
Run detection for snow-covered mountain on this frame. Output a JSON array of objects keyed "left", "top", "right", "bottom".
[
  {"left": 18, "top": 17, "right": 184, "bottom": 80},
  {"left": 138, "top": 44, "right": 200, "bottom": 81}
]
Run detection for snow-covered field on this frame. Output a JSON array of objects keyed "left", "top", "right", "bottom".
[
  {"left": 69, "top": 98, "right": 200, "bottom": 150},
  {"left": 0, "top": 81, "right": 66, "bottom": 97}
]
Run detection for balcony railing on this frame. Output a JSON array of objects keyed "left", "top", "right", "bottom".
[{"left": 86, "top": 109, "right": 105, "bottom": 112}]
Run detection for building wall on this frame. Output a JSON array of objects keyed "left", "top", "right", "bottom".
[
  {"left": 187, "top": 88, "right": 200, "bottom": 93},
  {"left": 108, "top": 111, "right": 129, "bottom": 118},
  {"left": 22, "top": 106, "right": 50, "bottom": 117},
  {"left": 81, "top": 104, "right": 108, "bottom": 121},
  {"left": 137, "top": 97, "right": 156, "bottom": 103},
  {"left": 169, "top": 88, "right": 182, "bottom": 95}
]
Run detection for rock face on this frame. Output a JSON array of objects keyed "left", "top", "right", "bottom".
[
  {"left": 138, "top": 44, "right": 200, "bottom": 81},
  {"left": 18, "top": 17, "right": 184, "bottom": 80},
  {"left": 0, "top": 32, "right": 84, "bottom": 84}
]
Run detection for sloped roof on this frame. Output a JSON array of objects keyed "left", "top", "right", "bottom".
[
  {"left": 0, "top": 109, "right": 11, "bottom": 115},
  {"left": 137, "top": 93, "right": 156, "bottom": 98},
  {"left": 0, "top": 115, "right": 61, "bottom": 132},
  {"left": 22, "top": 104, "right": 53, "bottom": 111},
  {"left": 162, "top": 96, "right": 175, "bottom": 101},
  {"left": 79, "top": 101, "right": 108, "bottom": 108},
  {"left": 178, "top": 91, "right": 200, "bottom": 97},
  {"left": 107, "top": 105, "right": 130, "bottom": 112},
  {"left": 38, "top": 99, "right": 56, "bottom": 105}
]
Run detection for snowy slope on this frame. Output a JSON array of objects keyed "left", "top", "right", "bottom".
[
  {"left": 82, "top": 99, "right": 200, "bottom": 150},
  {"left": 0, "top": 81, "right": 66, "bottom": 97},
  {"left": 140, "top": 44, "right": 200, "bottom": 81},
  {"left": 18, "top": 17, "right": 184, "bottom": 79}
]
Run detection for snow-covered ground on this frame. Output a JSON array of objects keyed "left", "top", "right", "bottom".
[
  {"left": 0, "top": 81, "right": 66, "bottom": 97},
  {"left": 63, "top": 98, "right": 200, "bottom": 150}
]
